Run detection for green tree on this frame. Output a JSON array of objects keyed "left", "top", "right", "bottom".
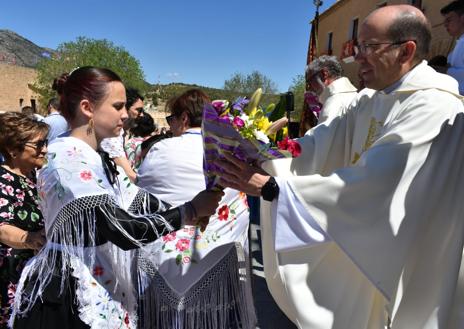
[
  {"left": 30, "top": 37, "right": 147, "bottom": 114},
  {"left": 223, "top": 70, "right": 278, "bottom": 94},
  {"left": 288, "top": 74, "right": 306, "bottom": 120}
]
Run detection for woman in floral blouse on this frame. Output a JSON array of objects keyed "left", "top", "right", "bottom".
[{"left": 0, "top": 112, "right": 48, "bottom": 328}]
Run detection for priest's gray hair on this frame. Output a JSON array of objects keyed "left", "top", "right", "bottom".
[
  {"left": 306, "top": 55, "right": 343, "bottom": 79},
  {"left": 387, "top": 9, "right": 431, "bottom": 60}
]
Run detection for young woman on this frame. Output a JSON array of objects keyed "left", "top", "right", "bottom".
[{"left": 10, "top": 67, "right": 222, "bottom": 329}]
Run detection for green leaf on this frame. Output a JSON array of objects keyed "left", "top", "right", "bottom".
[
  {"left": 31, "top": 212, "right": 40, "bottom": 222},
  {"left": 17, "top": 210, "right": 28, "bottom": 220},
  {"left": 175, "top": 254, "right": 182, "bottom": 265}
]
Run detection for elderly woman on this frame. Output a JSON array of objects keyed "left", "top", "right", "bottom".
[{"left": 0, "top": 112, "right": 47, "bottom": 328}]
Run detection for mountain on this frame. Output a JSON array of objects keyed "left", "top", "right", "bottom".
[{"left": 0, "top": 29, "right": 54, "bottom": 68}]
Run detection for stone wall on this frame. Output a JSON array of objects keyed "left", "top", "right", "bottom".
[
  {"left": 0, "top": 62, "right": 40, "bottom": 112},
  {"left": 315, "top": 0, "right": 453, "bottom": 88}
]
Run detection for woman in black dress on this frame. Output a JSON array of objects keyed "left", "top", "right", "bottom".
[{"left": 0, "top": 112, "right": 48, "bottom": 328}]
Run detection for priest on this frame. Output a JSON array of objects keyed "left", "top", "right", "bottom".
[{"left": 216, "top": 5, "right": 464, "bottom": 329}]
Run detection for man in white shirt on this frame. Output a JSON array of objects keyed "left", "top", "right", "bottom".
[
  {"left": 441, "top": 0, "right": 464, "bottom": 94},
  {"left": 43, "top": 98, "right": 69, "bottom": 141},
  {"left": 306, "top": 55, "right": 357, "bottom": 124},
  {"left": 216, "top": 5, "right": 464, "bottom": 329}
]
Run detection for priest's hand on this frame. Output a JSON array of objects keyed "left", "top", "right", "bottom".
[{"left": 215, "top": 153, "right": 270, "bottom": 197}]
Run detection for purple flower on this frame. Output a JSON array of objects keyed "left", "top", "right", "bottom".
[
  {"left": 232, "top": 116, "right": 245, "bottom": 128},
  {"left": 211, "top": 100, "right": 227, "bottom": 114},
  {"left": 232, "top": 97, "right": 249, "bottom": 113}
]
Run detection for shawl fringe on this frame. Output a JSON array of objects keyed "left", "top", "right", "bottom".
[{"left": 138, "top": 243, "right": 256, "bottom": 329}]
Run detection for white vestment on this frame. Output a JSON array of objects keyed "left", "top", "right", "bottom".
[
  {"left": 318, "top": 76, "right": 358, "bottom": 124},
  {"left": 260, "top": 61, "right": 464, "bottom": 329}
]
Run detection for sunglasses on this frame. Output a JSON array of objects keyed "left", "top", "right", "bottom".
[{"left": 25, "top": 139, "right": 48, "bottom": 150}]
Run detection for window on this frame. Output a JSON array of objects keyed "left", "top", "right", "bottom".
[
  {"left": 351, "top": 18, "right": 359, "bottom": 40},
  {"left": 31, "top": 99, "right": 36, "bottom": 112},
  {"left": 327, "top": 32, "right": 333, "bottom": 55},
  {"left": 19, "top": 98, "right": 23, "bottom": 107}
]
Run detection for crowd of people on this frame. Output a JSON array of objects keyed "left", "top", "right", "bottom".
[{"left": 0, "top": 2, "right": 464, "bottom": 329}]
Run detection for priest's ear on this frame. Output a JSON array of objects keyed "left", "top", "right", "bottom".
[{"left": 398, "top": 40, "right": 417, "bottom": 65}]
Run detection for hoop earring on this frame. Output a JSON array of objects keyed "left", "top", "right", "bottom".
[{"left": 86, "top": 118, "right": 94, "bottom": 136}]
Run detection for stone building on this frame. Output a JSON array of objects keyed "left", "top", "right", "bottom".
[
  {"left": 0, "top": 62, "right": 40, "bottom": 112},
  {"left": 314, "top": 0, "right": 454, "bottom": 87}
]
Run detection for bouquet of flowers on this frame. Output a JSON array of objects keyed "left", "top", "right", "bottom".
[
  {"left": 202, "top": 88, "right": 301, "bottom": 190},
  {"left": 304, "top": 91, "right": 322, "bottom": 118}
]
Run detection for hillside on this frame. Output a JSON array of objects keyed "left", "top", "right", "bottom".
[
  {"left": 151, "top": 82, "right": 281, "bottom": 107},
  {"left": 0, "top": 29, "right": 54, "bottom": 68}
]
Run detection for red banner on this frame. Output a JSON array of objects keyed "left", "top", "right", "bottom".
[{"left": 306, "top": 15, "right": 319, "bottom": 64}]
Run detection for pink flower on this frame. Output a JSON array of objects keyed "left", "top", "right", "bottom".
[
  {"left": 93, "top": 265, "right": 104, "bottom": 277},
  {"left": 0, "top": 212, "right": 13, "bottom": 220},
  {"left": 0, "top": 198, "right": 8, "bottom": 207},
  {"left": 16, "top": 190, "right": 25, "bottom": 201},
  {"left": 1, "top": 173, "right": 14, "bottom": 182},
  {"left": 79, "top": 170, "right": 93, "bottom": 182},
  {"left": 182, "top": 256, "right": 191, "bottom": 264},
  {"left": 232, "top": 116, "right": 245, "bottom": 129},
  {"left": 2, "top": 185, "right": 14, "bottom": 196},
  {"left": 217, "top": 205, "right": 229, "bottom": 221},
  {"left": 212, "top": 100, "right": 227, "bottom": 113},
  {"left": 277, "top": 137, "right": 302, "bottom": 157},
  {"left": 304, "top": 92, "right": 320, "bottom": 106},
  {"left": 175, "top": 238, "right": 190, "bottom": 252},
  {"left": 162, "top": 232, "right": 177, "bottom": 242}
]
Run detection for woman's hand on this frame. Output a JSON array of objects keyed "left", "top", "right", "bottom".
[
  {"left": 0, "top": 225, "right": 46, "bottom": 251},
  {"left": 190, "top": 190, "right": 224, "bottom": 218},
  {"left": 183, "top": 190, "right": 224, "bottom": 231},
  {"left": 22, "top": 229, "right": 46, "bottom": 251}
]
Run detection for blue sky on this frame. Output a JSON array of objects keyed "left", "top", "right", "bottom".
[{"left": 1, "top": 0, "right": 336, "bottom": 92}]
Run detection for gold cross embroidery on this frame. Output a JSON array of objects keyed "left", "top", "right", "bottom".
[{"left": 352, "top": 118, "right": 383, "bottom": 165}]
